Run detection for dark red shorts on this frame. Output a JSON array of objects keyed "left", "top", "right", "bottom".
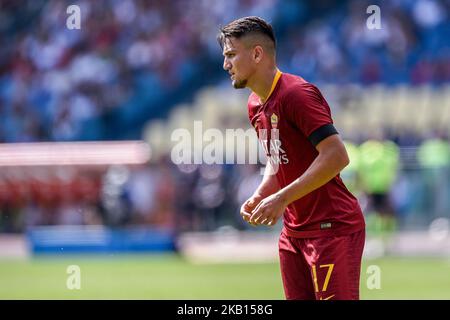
[{"left": 278, "top": 228, "right": 365, "bottom": 300}]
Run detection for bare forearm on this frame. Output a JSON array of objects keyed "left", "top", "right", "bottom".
[{"left": 254, "top": 161, "right": 280, "bottom": 198}]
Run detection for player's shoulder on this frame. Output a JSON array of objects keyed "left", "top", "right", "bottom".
[{"left": 279, "top": 73, "right": 321, "bottom": 102}]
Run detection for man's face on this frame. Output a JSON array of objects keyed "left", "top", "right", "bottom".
[{"left": 222, "top": 37, "right": 255, "bottom": 89}]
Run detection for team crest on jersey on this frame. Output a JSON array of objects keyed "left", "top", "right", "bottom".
[{"left": 270, "top": 113, "right": 278, "bottom": 129}]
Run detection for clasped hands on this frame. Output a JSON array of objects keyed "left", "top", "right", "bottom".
[{"left": 240, "top": 193, "right": 287, "bottom": 226}]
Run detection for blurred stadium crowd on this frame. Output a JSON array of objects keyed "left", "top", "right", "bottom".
[
  {"left": 0, "top": 0, "right": 449, "bottom": 234},
  {"left": 1, "top": 0, "right": 449, "bottom": 142}
]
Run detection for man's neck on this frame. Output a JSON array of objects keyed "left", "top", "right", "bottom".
[{"left": 249, "top": 66, "right": 279, "bottom": 104}]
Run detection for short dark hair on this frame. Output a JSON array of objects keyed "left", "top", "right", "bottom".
[{"left": 217, "top": 16, "right": 276, "bottom": 50}]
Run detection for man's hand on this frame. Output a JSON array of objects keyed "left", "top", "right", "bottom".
[
  {"left": 249, "top": 193, "right": 287, "bottom": 226},
  {"left": 240, "top": 194, "right": 264, "bottom": 225}
]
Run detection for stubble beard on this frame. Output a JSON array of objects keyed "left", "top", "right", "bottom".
[{"left": 232, "top": 78, "right": 247, "bottom": 89}]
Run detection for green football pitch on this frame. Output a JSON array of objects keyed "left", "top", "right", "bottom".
[{"left": 0, "top": 254, "right": 449, "bottom": 299}]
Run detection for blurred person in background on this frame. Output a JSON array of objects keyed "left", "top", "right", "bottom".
[
  {"left": 417, "top": 132, "right": 450, "bottom": 222},
  {"left": 358, "top": 137, "right": 400, "bottom": 235}
]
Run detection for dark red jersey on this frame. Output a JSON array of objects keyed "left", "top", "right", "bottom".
[{"left": 248, "top": 71, "right": 365, "bottom": 238}]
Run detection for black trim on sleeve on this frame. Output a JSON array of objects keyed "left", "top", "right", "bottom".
[{"left": 308, "top": 124, "right": 338, "bottom": 147}]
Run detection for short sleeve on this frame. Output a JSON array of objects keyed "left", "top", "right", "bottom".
[{"left": 283, "top": 84, "right": 337, "bottom": 145}]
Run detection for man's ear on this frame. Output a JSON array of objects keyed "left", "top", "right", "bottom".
[{"left": 253, "top": 46, "right": 264, "bottom": 63}]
